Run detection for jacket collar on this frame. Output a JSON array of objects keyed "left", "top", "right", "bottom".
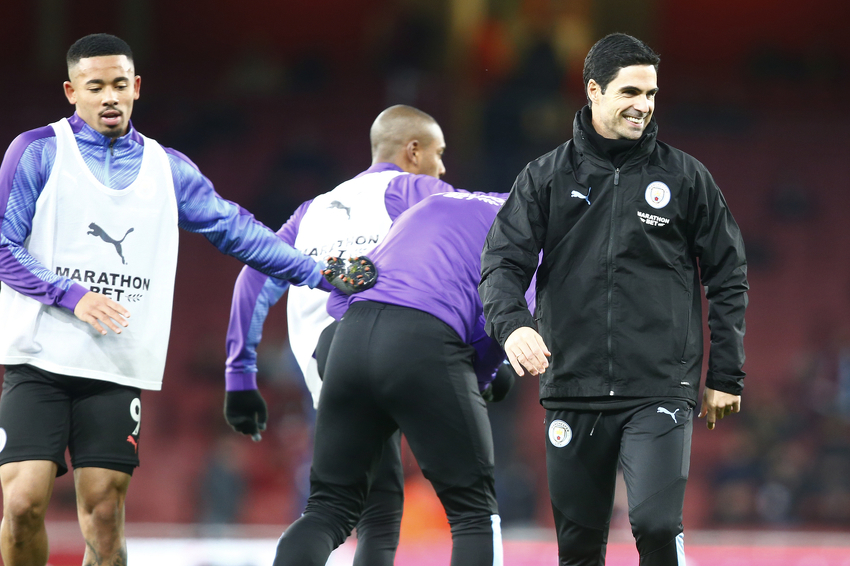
[
  {"left": 68, "top": 112, "right": 145, "bottom": 148},
  {"left": 572, "top": 106, "right": 657, "bottom": 169}
]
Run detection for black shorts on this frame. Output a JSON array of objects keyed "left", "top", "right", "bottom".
[{"left": 0, "top": 364, "right": 142, "bottom": 477}]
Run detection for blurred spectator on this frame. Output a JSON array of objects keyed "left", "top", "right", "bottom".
[{"left": 197, "top": 435, "right": 248, "bottom": 525}]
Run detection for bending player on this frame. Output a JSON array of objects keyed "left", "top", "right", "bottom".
[{"left": 273, "top": 191, "right": 535, "bottom": 566}]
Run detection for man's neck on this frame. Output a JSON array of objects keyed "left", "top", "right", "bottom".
[{"left": 579, "top": 106, "right": 641, "bottom": 167}]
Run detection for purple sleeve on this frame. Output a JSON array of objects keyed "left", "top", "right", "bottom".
[
  {"left": 166, "top": 149, "right": 322, "bottom": 288},
  {"left": 470, "top": 319, "right": 507, "bottom": 391},
  {"left": 0, "top": 128, "right": 89, "bottom": 311},
  {"left": 223, "top": 200, "right": 315, "bottom": 391},
  {"left": 224, "top": 265, "right": 289, "bottom": 391}
]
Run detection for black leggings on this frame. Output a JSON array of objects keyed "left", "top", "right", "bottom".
[
  {"left": 274, "top": 302, "right": 501, "bottom": 566},
  {"left": 316, "top": 320, "right": 404, "bottom": 566}
]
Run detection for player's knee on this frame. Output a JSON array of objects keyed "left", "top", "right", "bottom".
[
  {"left": 629, "top": 478, "right": 686, "bottom": 555},
  {"left": 303, "top": 499, "right": 361, "bottom": 544},
  {"left": 2, "top": 493, "right": 48, "bottom": 538},
  {"left": 437, "top": 476, "right": 498, "bottom": 528},
  {"left": 552, "top": 505, "right": 606, "bottom": 563},
  {"left": 629, "top": 501, "right": 682, "bottom": 553},
  {"left": 357, "top": 489, "right": 403, "bottom": 535}
]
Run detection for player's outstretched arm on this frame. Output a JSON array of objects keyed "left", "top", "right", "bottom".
[
  {"left": 73, "top": 291, "right": 130, "bottom": 335},
  {"left": 504, "top": 326, "right": 551, "bottom": 377},
  {"left": 698, "top": 387, "right": 741, "bottom": 430}
]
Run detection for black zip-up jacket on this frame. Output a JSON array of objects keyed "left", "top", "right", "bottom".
[{"left": 479, "top": 109, "right": 748, "bottom": 405}]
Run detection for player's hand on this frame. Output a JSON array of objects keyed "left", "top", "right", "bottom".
[
  {"left": 482, "top": 362, "right": 517, "bottom": 402},
  {"left": 321, "top": 256, "right": 378, "bottom": 294},
  {"left": 698, "top": 388, "right": 741, "bottom": 430},
  {"left": 224, "top": 390, "right": 268, "bottom": 441},
  {"left": 505, "top": 327, "right": 551, "bottom": 377},
  {"left": 74, "top": 291, "right": 130, "bottom": 335}
]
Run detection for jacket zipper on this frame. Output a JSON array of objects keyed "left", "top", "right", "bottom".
[
  {"left": 606, "top": 168, "right": 620, "bottom": 394},
  {"left": 105, "top": 139, "right": 116, "bottom": 188}
]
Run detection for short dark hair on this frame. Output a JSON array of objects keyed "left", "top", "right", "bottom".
[
  {"left": 66, "top": 33, "right": 134, "bottom": 70},
  {"left": 583, "top": 33, "right": 659, "bottom": 105}
]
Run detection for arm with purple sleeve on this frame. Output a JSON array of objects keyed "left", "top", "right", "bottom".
[
  {"left": 222, "top": 199, "right": 312, "bottom": 391},
  {"left": 167, "top": 148, "right": 322, "bottom": 287},
  {"left": 0, "top": 129, "right": 89, "bottom": 310}
]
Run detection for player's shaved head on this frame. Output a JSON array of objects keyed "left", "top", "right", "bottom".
[{"left": 370, "top": 105, "right": 439, "bottom": 162}]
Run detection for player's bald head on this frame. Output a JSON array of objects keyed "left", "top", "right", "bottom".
[{"left": 370, "top": 105, "right": 440, "bottom": 161}]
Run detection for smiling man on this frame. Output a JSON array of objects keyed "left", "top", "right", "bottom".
[
  {"left": 0, "top": 33, "right": 325, "bottom": 566},
  {"left": 479, "top": 34, "right": 748, "bottom": 565}
]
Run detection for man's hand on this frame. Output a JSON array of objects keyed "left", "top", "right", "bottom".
[
  {"left": 224, "top": 390, "right": 268, "bottom": 441},
  {"left": 74, "top": 291, "right": 130, "bottom": 335},
  {"left": 321, "top": 256, "right": 378, "bottom": 294},
  {"left": 505, "top": 327, "right": 551, "bottom": 377},
  {"left": 698, "top": 388, "right": 741, "bottom": 430}
]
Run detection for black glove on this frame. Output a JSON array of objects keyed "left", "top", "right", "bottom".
[
  {"left": 322, "top": 256, "right": 378, "bottom": 294},
  {"left": 224, "top": 390, "right": 268, "bottom": 441},
  {"left": 482, "top": 362, "right": 517, "bottom": 403}
]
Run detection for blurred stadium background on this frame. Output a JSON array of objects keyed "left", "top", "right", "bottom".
[{"left": 1, "top": 0, "right": 850, "bottom": 564}]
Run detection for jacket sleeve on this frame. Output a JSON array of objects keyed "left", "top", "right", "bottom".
[
  {"left": 479, "top": 165, "right": 547, "bottom": 347},
  {"left": 0, "top": 131, "right": 89, "bottom": 311},
  {"left": 690, "top": 167, "right": 748, "bottom": 395},
  {"left": 166, "top": 149, "right": 322, "bottom": 288},
  {"left": 224, "top": 266, "right": 289, "bottom": 390},
  {"left": 223, "top": 202, "right": 311, "bottom": 391}
]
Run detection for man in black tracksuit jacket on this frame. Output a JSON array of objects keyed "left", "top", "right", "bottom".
[{"left": 479, "top": 34, "right": 748, "bottom": 566}]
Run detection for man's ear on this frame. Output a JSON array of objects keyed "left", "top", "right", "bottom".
[
  {"left": 63, "top": 81, "right": 77, "bottom": 105},
  {"left": 587, "top": 79, "right": 600, "bottom": 105},
  {"left": 405, "top": 140, "right": 420, "bottom": 169}
]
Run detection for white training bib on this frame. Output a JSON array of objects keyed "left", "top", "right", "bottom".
[
  {"left": 287, "top": 170, "right": 403, "bottom": 406},
  {"left": 0, "top": 118, "right": 179, "bottom": 390}
]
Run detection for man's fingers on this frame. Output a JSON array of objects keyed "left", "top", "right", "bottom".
[
  {"left": 533, "top": 334, "right": 552, "bottom": 358},
  {"left": 75, "top": 292, "right": 131, "bottom": 335},
  {"left": 706, "top": 405, "right": 717, "bottom": 429},
  {"left": 89, "top": 318, "right": 107, "bottom": 336},
  {"left": 513, "top": 342, "right": 550, "bottom": 376},
  {"left": 701, "top": 389, "right": 742, "bottom": 431},
  {"left": 705, "top": 405, "right": 735, "bottom": 429},
  {"left": 513, "top": 349, "right": 545, "bottom": 376},
  {"left": 507, "top": 355, "right": 526, "bottom": 377},
  {"left": 98, "top": 312, "right": 124, "bottom": 334}
]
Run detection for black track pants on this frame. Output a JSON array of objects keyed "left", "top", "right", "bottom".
[
  {"left": 274, "top": 302, "right": 502, "bottom": 566},
  {"left": 318, "top": 320, "right": 405, "bottom": 566},
  {"left": 352, "top": 431, "right": 403, "bottom": 566},
  {"left": 545, "top": 400, "right": 692, "bottom": 566}
]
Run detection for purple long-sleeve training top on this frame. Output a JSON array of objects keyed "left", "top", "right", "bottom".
[
  {"left": 327, "top": 192, "right": 537, "bottom": 390},
  {"left": 224, "top": 163, "right": 471, "bottom": 390},
  {"left": 0, "top": 113, "right": 322, "bottom": 312}
]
